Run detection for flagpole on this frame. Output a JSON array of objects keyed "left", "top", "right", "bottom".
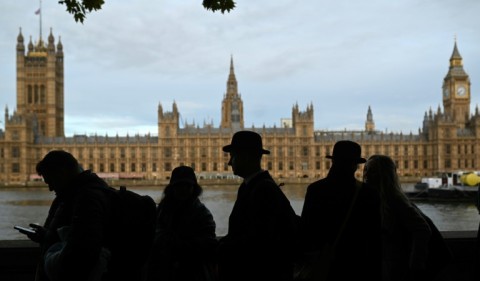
[{"left": 39, "top": 0, "right": 42, "bottom": 42}]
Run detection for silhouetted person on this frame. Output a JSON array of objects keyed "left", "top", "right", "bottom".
[
  {"left": 363, "top": 155, "right": 432, "bottom": 281},
  {"left": 146, "top": 166, "right": 218, "bottom": 281},
  {"left": 218, "top": 130, "right": 298, "bottom": 281},
  {"left": 299, "top": 140, "right": 381, "bottom": 281},
  {"left": 28, "top": 150, "right": 145, "bottom": 281},
  {"left": 43, "top": 225, "right": 111, "bottom": 281}
]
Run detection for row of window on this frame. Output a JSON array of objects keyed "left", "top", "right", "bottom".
[
  {"left": 3, "top": 145, "right": 477, "bottom": 165},
  {"left": 444, "top": 144, "right": 476, "bottom": 155},
  {"left": 26, "top": 143, "right": 475, "bottom": 160},
  {"left": 79, "top": 159, "right": 475, "bottom": 172},
  {"left": 2, "top": 157, "right": 476, "bottom": 176},
  {"left": 26, "top": 85, "right": 46, "bottom": 104},
  {"left": 7, "top": 136, "right": 471, "bottom": 160},
  {"left": 3, "top": 143, "right": 477, "bottom": 162},
  {"left": 83, "top": 160, "right": 313, "bottom": 173}
]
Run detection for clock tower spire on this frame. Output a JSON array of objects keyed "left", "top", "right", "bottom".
[{"left": 442, "top": 40, "right": 471, "bottom": 128}]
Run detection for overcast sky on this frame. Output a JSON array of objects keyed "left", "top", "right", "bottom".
[{"left": 1, "top": 1, "right": 479, "bottom": 136}]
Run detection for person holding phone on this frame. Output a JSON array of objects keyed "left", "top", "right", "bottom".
[
  {"left": 25, "top": 150, "right": 122, "bottom": 281},
  {"left": 14, "top": 225, "right": 37, "bottom": 235}
]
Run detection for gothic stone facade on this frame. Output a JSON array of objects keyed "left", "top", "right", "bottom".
[{"left": 1, "top": 29, "right": 479, "bottom": 185}]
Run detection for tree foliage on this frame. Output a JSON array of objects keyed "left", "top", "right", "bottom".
[
  {"left": 58, "top": 0, "right": 105, "bottom": 23},
  {"left": 58, "top": 0, "right": 236, "bottom": 23},
  {"left": 202, "top": 0, "right": 236, "bottom": 13}
]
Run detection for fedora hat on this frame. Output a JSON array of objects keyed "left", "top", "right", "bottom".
[
  {"left": 326, "top": 140, "right": 366, "bottom": 164},
  {"left": 222, "top": 131, "right": 270, "bottom": 154},
  {"left": 168, "top": 166, "right": 198, "bottom": 186}
]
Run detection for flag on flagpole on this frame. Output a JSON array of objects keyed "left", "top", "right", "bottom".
[{"left": 35, "top": 8, "right": 41, "bottom": 15}]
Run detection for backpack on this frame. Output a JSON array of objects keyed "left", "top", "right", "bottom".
[{"left": 106, "top": 186, "right": 157, "bottom": 280}]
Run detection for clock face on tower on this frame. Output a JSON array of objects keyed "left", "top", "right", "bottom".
[{"left": 457, "top": 86, "right": 466, "bottom": 97}]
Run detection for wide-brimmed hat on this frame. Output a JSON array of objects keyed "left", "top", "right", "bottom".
[
  {"left": 222, "top": 131, "right": 270, "bottom": 154},
  {"left": 326, "top": 140, "right": 366, "bottom": 164},
  {"left": 168, "top": 166, "right": 198, "bottom": 186}
]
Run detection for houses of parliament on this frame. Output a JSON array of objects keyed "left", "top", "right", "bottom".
[{"left": 1, "top": 27, "right": 479, "bottom": 185}]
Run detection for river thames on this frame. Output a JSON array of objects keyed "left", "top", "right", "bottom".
[{"left": 2, "top": 183, "right": 479, "bottom": 240}]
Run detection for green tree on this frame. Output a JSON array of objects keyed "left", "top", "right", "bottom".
[{"left": 58, "top": 0, "right": 236, "bottom": 23}]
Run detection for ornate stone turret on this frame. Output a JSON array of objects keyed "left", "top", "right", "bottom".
[
  {"left": 28, "top": 36, "right": 33, "bottom": 53},
  {"left": 56, "top": 36, "right": 63, "bottom": 55},
  {"left": 47, "top": 28, "right": 55, "bottom": 53},
  {"left": 365, "top": 105, "right": 375, "bottom": 133},
  {"left": 292, "top": 102, "right": 314, "bottom": 137},
  {"left": 4, "top": 106, "right": 9, "bottom": 124},
  {"left": 422, "top": 111, "right": 430, "bottom": 133},
  {"left": 158, "top": 102, "right": 179, "bottom": 138},
  {"left": 16, "top": 28, "right": 25, "bottom": 55},
  {"left": 157, "top": 103, "right": 163, "bottom": 119}
]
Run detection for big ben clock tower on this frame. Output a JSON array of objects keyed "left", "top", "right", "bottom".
[{"left": 442, "top": 40, "right": 471, "bottom": 128}]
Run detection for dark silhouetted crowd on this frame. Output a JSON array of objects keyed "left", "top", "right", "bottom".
[{"left": 22, "top": 130, "right": 473, "bottom": 281}]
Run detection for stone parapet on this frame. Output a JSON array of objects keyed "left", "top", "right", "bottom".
[{"left": 0, "top": 231, "right": 478, "bottom": 281}]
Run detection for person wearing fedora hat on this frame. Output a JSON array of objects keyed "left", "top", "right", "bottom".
[
  {"left": 221, "top": 130, "right": 271, "bottom": 157},
  {"left": 298, "top": 140, "right": 382, "bottom": 281},
  {"left": 218, "top": 130, "right": 299, "bottom": 281},
  {"left": 325, "top": 140, "right": 367, "bottom": 164},
  {"left": 146, "top": 166, "right": 218, "bottom": 281}
]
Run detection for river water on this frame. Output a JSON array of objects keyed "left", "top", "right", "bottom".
[{"left": 2, "top": 184, "right": 479, "bottom": 240}]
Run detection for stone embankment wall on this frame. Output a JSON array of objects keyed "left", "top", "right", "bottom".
[{"left": 0, "top": 231, "right": 477, "bottom": 281}]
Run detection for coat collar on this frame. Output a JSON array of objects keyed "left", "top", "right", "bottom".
[{"left": 243, "top": 169, "right": 265, "bottom": 185}]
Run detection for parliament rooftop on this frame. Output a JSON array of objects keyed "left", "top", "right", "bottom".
[{"left": 1, "top": 29, "right": 480, "bottom": 186}]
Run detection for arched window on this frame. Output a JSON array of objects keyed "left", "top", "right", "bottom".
[
  {"left": 40, "top": 85, "right": 46, "bottom": 104},
  {"left": 27, "top": 85, "right": 33, "bottom": 103},
  {"left": 40, "top": 121, "right": 45, "bottom": 134},
  {"left": 34, "top": 85, "right": 39, "bottom": 103}
]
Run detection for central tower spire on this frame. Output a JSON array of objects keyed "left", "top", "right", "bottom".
[
  {"left": 220, "top": 56, "right": 244, "bottom": 130},
  {"left": 365, "top": 105, "right": 375, "bottom": 133},
  {"left": 226, "top": 55, "right": 238, "bottom": 96}
]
